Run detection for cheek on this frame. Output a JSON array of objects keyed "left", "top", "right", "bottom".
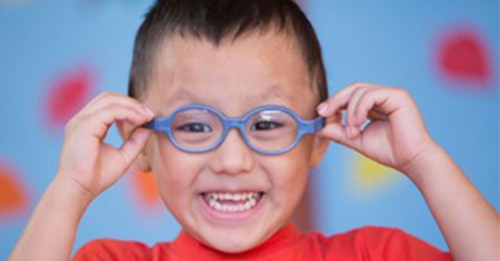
[
  {"left": 265, "top": 138, "right": 313, "bottom": 207},
  {"left": 149, "top": 136, "right": 205, "bottom": 211}
]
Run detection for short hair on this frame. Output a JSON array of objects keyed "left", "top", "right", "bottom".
[{"left": 128, "top": 0, "right": 328, "bottom": 105}]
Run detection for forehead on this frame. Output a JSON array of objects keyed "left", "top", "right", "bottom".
[{"left": 145, "top": 32, "right": 318, "bottom": 117}]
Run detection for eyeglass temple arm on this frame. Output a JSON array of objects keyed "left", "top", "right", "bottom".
[
  {"left": 143, "top": 118, "right": 169, "bottom": 131},
  {"left": 302, "top": 117, "right": 326, "bottom": 134},
  {"left": 143, "top": 120, "right": 155, "bottom": 129}
]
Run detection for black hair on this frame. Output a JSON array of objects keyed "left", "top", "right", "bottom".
[{"left": 128, "top": 0, "right": 328, "bottom": 104}]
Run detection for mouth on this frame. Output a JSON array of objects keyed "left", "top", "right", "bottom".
[{"left": 199, "top": 191, "right": 265, "bottom": 221}]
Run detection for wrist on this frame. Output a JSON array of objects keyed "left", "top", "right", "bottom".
[
  {"left": 48, "top": 174, "right": 95, "bottom": 217},
  {"left": 399, "top": 141, "right": 448, "bottom": 187}
]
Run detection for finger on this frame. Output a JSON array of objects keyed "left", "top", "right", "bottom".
[
  {"left": 346, "top": 86, "right": 373, "bottom": 138},
  {"left": 69, "top": 92, "right": 154, "bottom": 133},
  {"left": 329, "top": 110, "right": 343, "bottom": 124},
  {"left": 74, "top": 105, "right": 153, "bottom": 140},
  {"left": 94, "top": 92, "right": 155, "bottom": 118},
  {"left": 82, "top": 92, "right": 154, "bottom": 119},
  {"left": 351, "top": 110, "right": 387, "bottom": 139},
  {"left": 96, "top": 104, "right": 153, "bottom": 132},
  {"left": 347, "top": 87, "right": 370, "bottom": 126},
  {"left": 367, "top": 109, "right": 388, "bottom": 121},
  {"left": 317, "top": 82, "right": 371, "bottom": 118},
  {"left": 355, "top": 89, "right": 395, "bottom": 127}
]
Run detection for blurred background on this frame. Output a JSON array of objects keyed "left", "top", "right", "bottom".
[{"left": 0, "top": 0, "right": 498, "bottom": 259}]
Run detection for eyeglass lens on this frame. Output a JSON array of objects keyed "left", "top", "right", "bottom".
[{"left": 245, "top": 110, "right": 297, "bottom": 152}]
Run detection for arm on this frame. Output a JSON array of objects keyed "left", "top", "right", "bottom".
[
  {"left": 6, "top": 176, "right": 92, "bottom": 261},
  {"left": 402, "top": 142, "right": 499, "bottom": 261},
  {"left": 7, "top": 92, "right": 154, "bottom": 261},
  {"left": 316, "top": 82, "right": 499, "bottom": 261}
]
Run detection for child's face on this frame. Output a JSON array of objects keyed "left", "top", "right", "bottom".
[{"left": 140, "top": 32, "right": 328, "bottom": 253}]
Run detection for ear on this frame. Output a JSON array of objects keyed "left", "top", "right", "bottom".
[
  {"left": 116, "top": 121, "right": 152, "bottom": 172},
  {"left": 309, "top": 134, "right": 330, "bottom": 168},
  {"left": 309, "top": 109, "right": 344, "bottom": 167}
]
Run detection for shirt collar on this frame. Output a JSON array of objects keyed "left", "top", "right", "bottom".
[{"left": 168, "top": 224, "right": 302, "bottom": 260}]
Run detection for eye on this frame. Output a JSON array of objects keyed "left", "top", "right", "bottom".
[
  {"left": 251, "top": 121, "right": 284, "bottom": 131},
  {"left": 177, "top": 123, "right": 212, "bottom": 133}
]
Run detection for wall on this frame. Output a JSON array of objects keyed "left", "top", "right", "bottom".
[{"left": 0, "top": 0, "right": 498, "bottom": 259}]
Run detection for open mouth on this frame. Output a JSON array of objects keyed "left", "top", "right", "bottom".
[{"left": 201, "top": 191, "right": 265, "bottom": 213}]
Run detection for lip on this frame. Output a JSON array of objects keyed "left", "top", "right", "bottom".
[{"left": 197, "top": 192, "right": 265, "bottom": 223}]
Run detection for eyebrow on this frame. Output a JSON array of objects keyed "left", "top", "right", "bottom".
[
  {"left": 257, "top": 84, "right": 289, "bottom": 102},
  {"left": 165, "top": 88, "right": 192, "bottom": 104},
  {"left": 171, "top": 84, "right": 289, "bottom": 101}
]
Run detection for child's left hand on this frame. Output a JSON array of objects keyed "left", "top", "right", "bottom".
[{"left": 316, "top": 82, "right": 436, "bottom": 176}]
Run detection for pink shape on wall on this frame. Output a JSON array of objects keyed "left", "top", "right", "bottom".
[
  {"left": 436, "top": 26, "right": 492, "bottom": 87},
  {"left": 44, "top": 65, "right": 95, "bottom": 130}
]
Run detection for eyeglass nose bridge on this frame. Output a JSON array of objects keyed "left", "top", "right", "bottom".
[
  {"left": 224, "top": 117, "right": 246, "bottom": 129},
  {"left": 217, "top": 117, "right": 250, "bottom": 146}
]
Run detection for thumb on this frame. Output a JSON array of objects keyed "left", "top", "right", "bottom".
[
  {"left": 317, "top": 122, "right": 362, "bottom": 151},
  {"left": 117, "top": 127, "right": 152, "bottom": 172},
  {"left": 97, "top": 127, "right": 152, "bottom": 194}
]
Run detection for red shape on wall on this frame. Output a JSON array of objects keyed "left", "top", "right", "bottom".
[
  {"left": 45, "top": 65, "right": 95, "bottom": 129},
  {"left": 0, "top": 162, "right": 28, "bottom": 218},
  {"left": 436, "top": 26, "right": 492, "bottom": 87}
]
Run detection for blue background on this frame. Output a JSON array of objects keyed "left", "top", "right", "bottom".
[{"left": 1, "top": 0, "right": 498, "bottom": 259}]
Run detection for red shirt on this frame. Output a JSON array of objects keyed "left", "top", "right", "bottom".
[{"left": 72, "top": 225, "right": 453, "bottom": 261}]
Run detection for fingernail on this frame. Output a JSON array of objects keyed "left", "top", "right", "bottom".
[{"left": 317, "top": 103, "right": 329, "bottom": 115}]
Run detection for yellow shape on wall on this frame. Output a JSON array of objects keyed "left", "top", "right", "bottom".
[{"left": 352, "top": 152, "right": 396, "bottom": 195}]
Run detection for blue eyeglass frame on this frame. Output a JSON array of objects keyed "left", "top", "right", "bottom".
[{"left": 143, "top": 103, "right": 325, "bottom": 155}]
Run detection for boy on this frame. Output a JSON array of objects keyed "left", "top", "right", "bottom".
[{"left": 8, "top": 0, "right": 499, "bottom": 260}]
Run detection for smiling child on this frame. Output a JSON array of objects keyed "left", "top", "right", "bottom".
[{"left": 7, "top": 0, "right": 499, "bottom": 260}]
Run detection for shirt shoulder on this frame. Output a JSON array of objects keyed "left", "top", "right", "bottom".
[
  {"left": 72, "top": 239, "right": 167, "bottom": 261},
  {"left": 307, "top": 226, "right": 454, "bottom": 261}
]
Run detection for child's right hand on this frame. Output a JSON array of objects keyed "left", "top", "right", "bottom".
[{"left": 56, "top": 92, "right": 154, "bottom": 200}]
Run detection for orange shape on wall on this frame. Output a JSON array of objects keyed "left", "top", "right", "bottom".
[
  {"left": 0, "top": 163, "right": 27, "bottom": 217},
  {"left": 130, "top": 168, "right": 160, "bottom": 210}
]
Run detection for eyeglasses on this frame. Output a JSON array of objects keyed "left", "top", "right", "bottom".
[{"left": 143, "top": 104, "right": 325, "bottom": 155}]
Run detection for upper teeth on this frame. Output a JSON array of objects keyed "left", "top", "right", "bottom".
[
  {"left": 205, "top": 192, "right": 259, "bottom": 201},
  {"left": 203, "top": 192, "right": 262, "bottom": 213}
]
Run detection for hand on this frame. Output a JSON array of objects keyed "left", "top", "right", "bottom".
[
  {"left": 316, "top": 82, "right": 436, "bottom": 176},
  {"left": 56, "top": 92, "right": 154, "bottom": 200}
]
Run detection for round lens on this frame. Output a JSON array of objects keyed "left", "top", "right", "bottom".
[
  {"left": 245, "top": 109, "right": 298, "bottom": 152},
  {"left": 171, "top": 108, "right": 223, "bottom": 150}
]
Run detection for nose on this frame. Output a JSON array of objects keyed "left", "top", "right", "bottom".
[{"left": 209, "top": 128, "right": 255, "bottom": 176}]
